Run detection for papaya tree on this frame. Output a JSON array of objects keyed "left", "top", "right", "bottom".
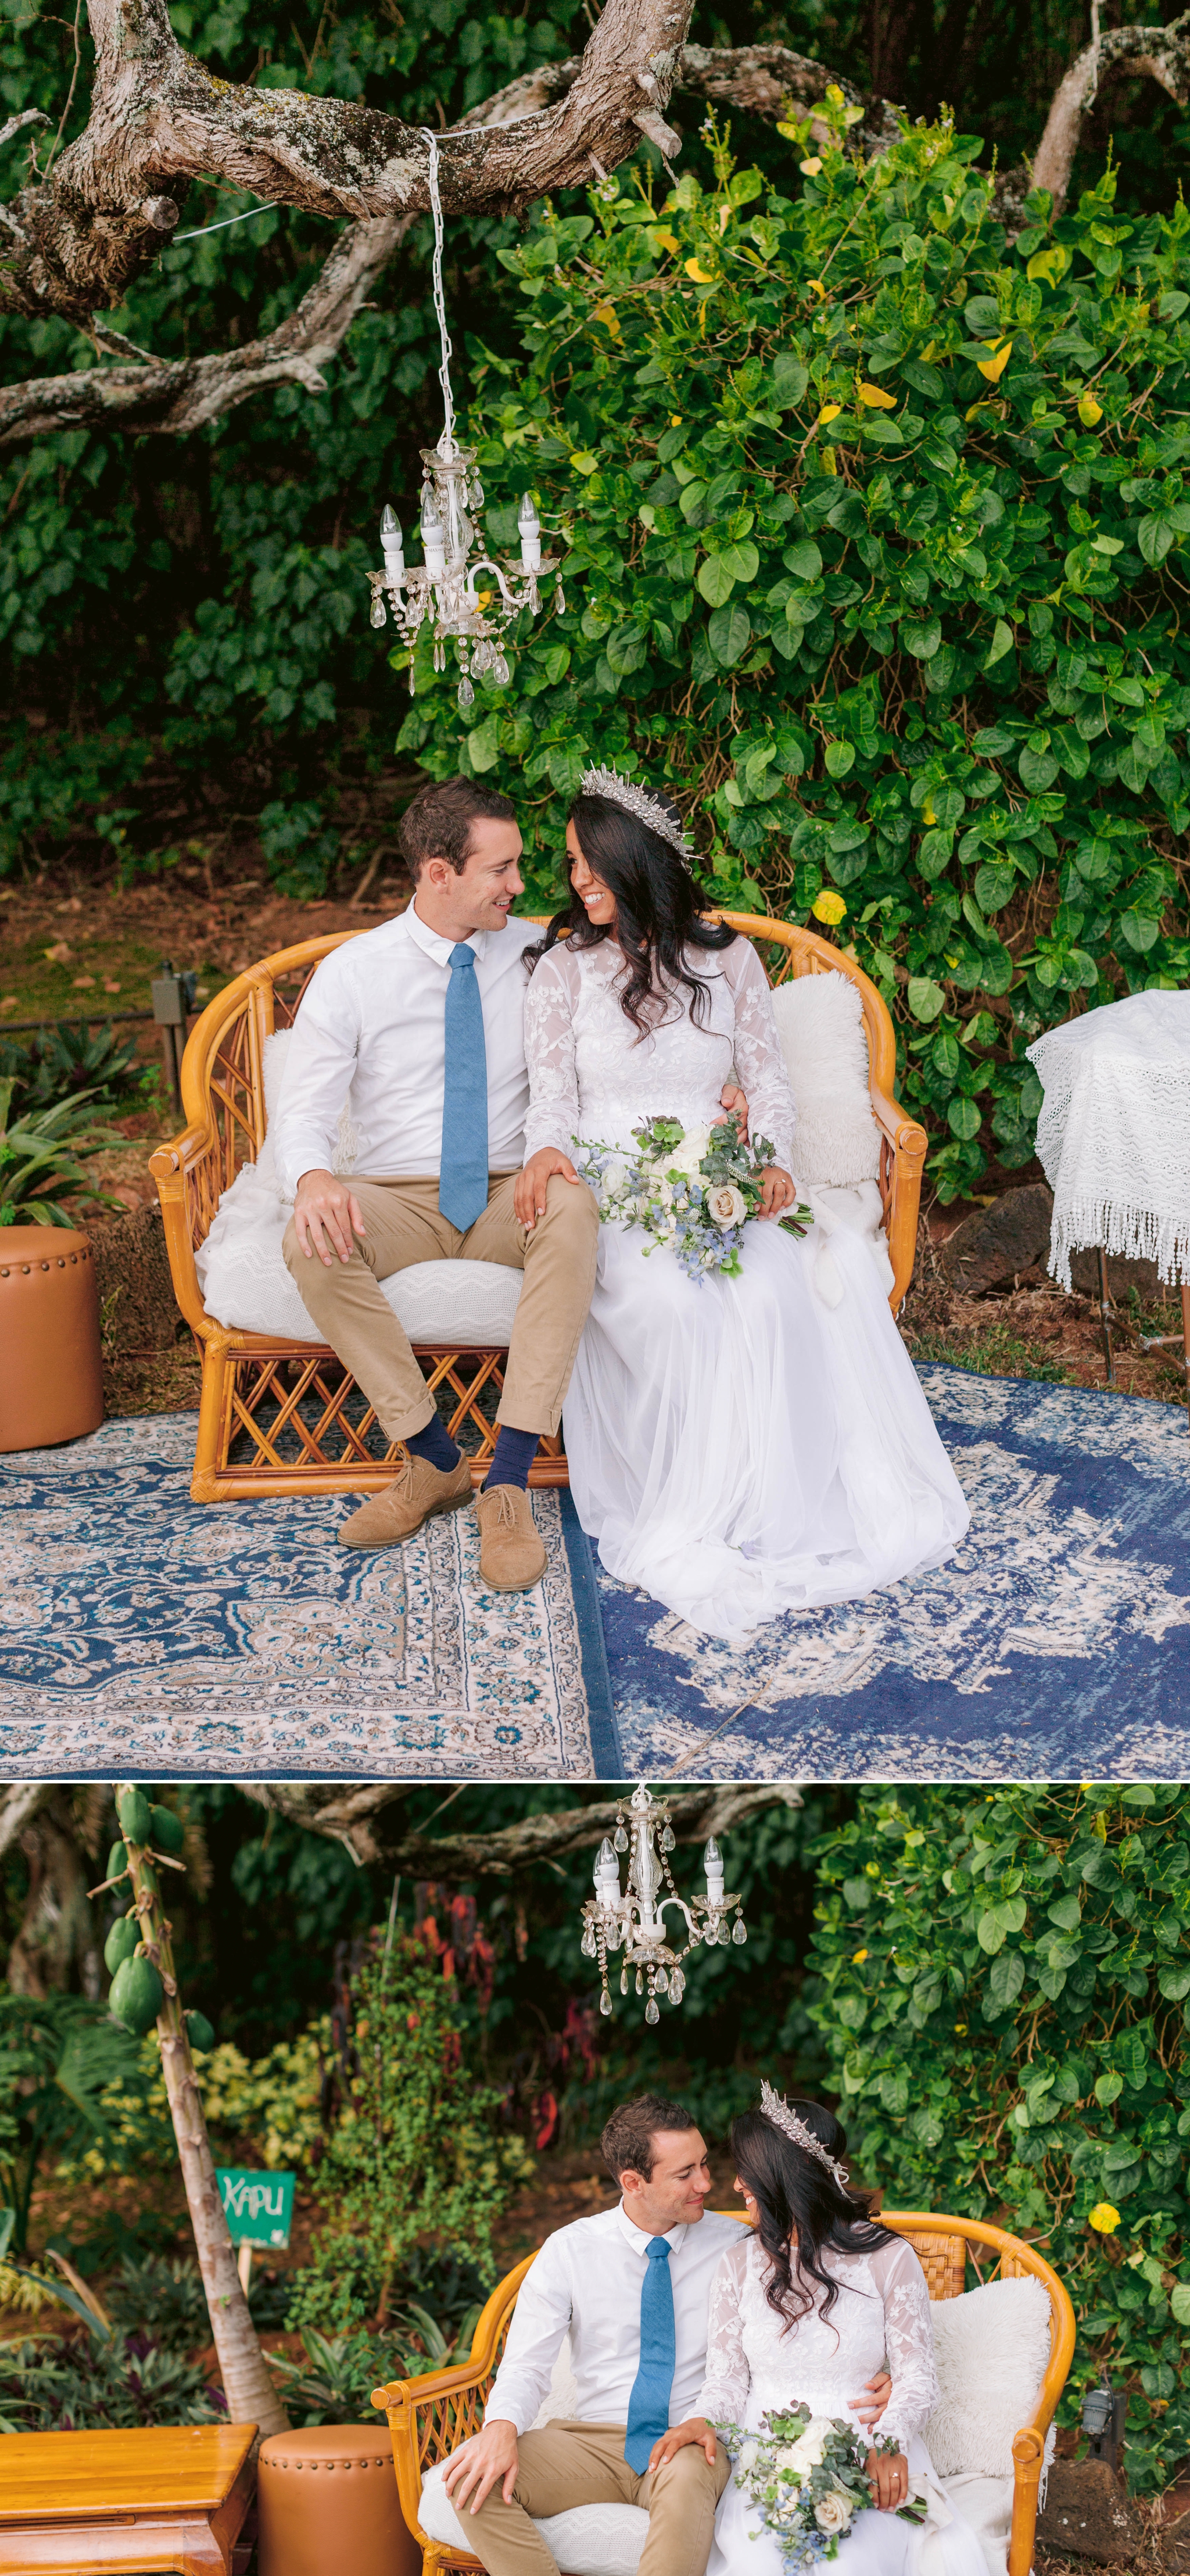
[{"left": 97, "top": 1783, "right": 288, "bottom": 2438}]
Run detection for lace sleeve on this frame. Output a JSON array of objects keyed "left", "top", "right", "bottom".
[
  {"left": 522, "top": 948, "right": 583, "bottom": 1161},
  {"left": 721, "top": 940, "right": 798, "bottom": 1173},
  {"left": 869, "top": 2240, "right": 941, "bottom": 2448},
  {"left": 694, "top": 2237, "right": 753, "bottom": 2427}
]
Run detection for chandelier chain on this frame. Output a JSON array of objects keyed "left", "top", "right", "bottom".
[{"left": 422, "top": 127, "right": 456, "bottom": 457}]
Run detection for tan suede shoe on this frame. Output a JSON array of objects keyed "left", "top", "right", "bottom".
[
  {"left": 337, "top": 1452, "right": 473, "bottom": 1549},
  {"left": 475, "top": 1482, "right": 547, "bottom": 1592}
]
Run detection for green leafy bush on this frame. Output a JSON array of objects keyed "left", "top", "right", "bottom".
[
  {"left": 0, "top": 1083, "right": 124, "bottom": 1227},
  {"left": 0, "top": 1023, "right": 144, "bottom": 1120},
  {"left": 0, "top": 2331, "right": 221, "bottom": 2434},
  {"left": 398, "top": 108, "right": 1190, "bottom": 1195},
  {"left": 286, "top": 1939, "right": 533, "bottom": 2335},
  {"left": 0, "top": 1996, "right": 146, "bottom": 2254},
  {"left": 805, "top": 1785, "right": 1189, "bottom": 2492}
]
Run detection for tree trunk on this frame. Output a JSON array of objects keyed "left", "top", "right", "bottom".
[
  {"left": 119, "top": 1801, "right": 289, "bottom": 2439},
  {"left": 6, "top": 1789, "right": 107, "bottom": 1997}
]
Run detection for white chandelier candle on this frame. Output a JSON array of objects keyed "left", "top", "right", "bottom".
[
  {"left": 580, "top": 1783, "right": 746, "bottom": 2024},
  {"left": 367, "top": 128, "right": 565, "bottom": 707}
]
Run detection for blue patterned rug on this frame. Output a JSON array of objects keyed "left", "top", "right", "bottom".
[
  {"left": 601, "top": 1368, "right": 1190, "bottom": 1779},
  {"left": 2, "top": 1371, "right": 1188, "bottom": 1780},
  {"left": 0, "top": 1416, "right": 617, "bottom": 1778}
]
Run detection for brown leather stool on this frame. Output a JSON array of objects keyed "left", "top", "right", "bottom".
[
  {"left": 257, "top": 2425, "right": 418, "bottom": 2576},
  {"left": 0, "top": 1227, "right": 103, "bottom": 1452}
]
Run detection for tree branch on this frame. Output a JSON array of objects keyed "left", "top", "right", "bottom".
[
  {"left": 1031, "top": 12, "right": 1190, "bottom": 213},
  {"left": 235, "top": 1782, "right": 804, "bottom": 1873}
]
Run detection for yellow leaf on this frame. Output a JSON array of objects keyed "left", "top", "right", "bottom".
[
  {"left": 685, "top": 259, "right": 715, "bottom": 284},
  {"left": 813, "top": 890, "right": 848, "bottom": 925},
  {"left": 821, "top": 446, "right": 837, "bottom": 474},
  {"left": 825, "top": 83, "right": 845, "bottom": 105},
  {"left": 800, "top": 157, "right": 823, "bottom": 176},
  {"left": 568, "top": 453, "right": 598, "bottom": 475},
  {"left": 475, "top": 589, "right": 495, "bottom": 608},
  {"left": 922, "top": 801, "right": 937, "bottom": 826},
  {"left": 976, "top": 339, "right": 1013, "bottom": 383},
  {"left": 776, "top": 120, "right": 802, "bottom": 139},
  {"left": 592, "top": 300, "right": 621, "bottom": 335},
  {"left": 719, "top": 206, "right": 730, "bottom": 235},
  {"left": 920, "top": 341, "right": 937, "bottom": 362},
  {"left": 1078, "top": 393, "right": 1103, "bottom": 427},
  {"left": 669, "top": 414, "right": 683, "bottom": 426},
  {"left": 852, "top": 1948, "right": 869, "bottom": 1963},
  {"left": 858, "top": 381, "right": 897, "bottom": 408},
  {"left": 1026, "top": 243, "right": 1068, "bottom": 286},
  {"left": 807, "top": 277, "right": 827, "bottom": 300},
  {"left": 817, "top": 403, "right": 843, "bottom": 425},
  {"left": 654, "top": 229, "right": 680, "bottom": 252},
  {"left": 1088, "top": 2204, "right": 1121, "bottom": 2235}
]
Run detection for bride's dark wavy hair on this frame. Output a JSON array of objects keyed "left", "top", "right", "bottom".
[
  {"left": 523, "top": 789, "right": 737, "bottom": 1038},
  {"left": 730, "top": 2100, "right": 894, "bottom": 2334}
]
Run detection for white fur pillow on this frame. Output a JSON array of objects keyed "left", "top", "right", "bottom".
[
  {"left": 769, "top": 970, "right": 881, "bottom": 1187},
  {"left": 925, "top": 2274, "right": 1053, "bottom": 2478}
]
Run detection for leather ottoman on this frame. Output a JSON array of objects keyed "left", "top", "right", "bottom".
[
  {"left": 257, "top": 2426, "right": 418, "bottom": 2576},
  {"left": 0, "top": 1226, "right": 103, "bottom": 1451}
]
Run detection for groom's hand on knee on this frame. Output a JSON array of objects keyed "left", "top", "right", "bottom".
[
  {"left": 293, "top": 1169, "right": 367, "bottom": 1266},
  {"left": 442, "top": 2419, "right": 520, "bottom": 2513},
  {"left": 514, "top": 1149, "right": 581, "bottom": 1231}
]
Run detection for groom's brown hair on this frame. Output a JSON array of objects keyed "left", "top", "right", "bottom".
[
  {"left": 399, "top": 776, "right": 515, "bottom": 877},
  {"left": 601, "top": 2092, "right": 697, "bottom": 2183}
]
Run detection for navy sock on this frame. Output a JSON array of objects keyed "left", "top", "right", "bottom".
[
  {"left": 488, "top": 1425, "right": 540, "bottom": 1492},
  {"left": 407, "top": 1413, "right": 461, "bottom": 1472}
]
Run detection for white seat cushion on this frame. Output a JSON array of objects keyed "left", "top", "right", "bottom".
[
  {"left": 770, "top": 970, "right": 881, "bottom": 1186},
  {"left": 926, "top": 2274, "right": 1053, "bottom": 2477},
  {"left": 422, "top": 2342, "right": 648, "bottom": 2576},
  {"left": 194, "top": 1026, "right": 524, "bottom": 1343}
]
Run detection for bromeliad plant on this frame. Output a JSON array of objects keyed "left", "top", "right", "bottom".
[
  {"left": 401, "top": 107, "right": 1190, "bottom": 1199},
  {"left": 805, "top": 1785, "right": 1189, "bottom": 2494},
  {"left": 0, "top": 1079, "right": 123, "bottom": 1226}
]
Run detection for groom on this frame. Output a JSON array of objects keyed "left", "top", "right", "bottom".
[
  {"left": 274, "top": 776, "right": 598, "bottom": 1593},
  {"left": 439, "top": 2093, "right": 891, "bottom": 2576}
]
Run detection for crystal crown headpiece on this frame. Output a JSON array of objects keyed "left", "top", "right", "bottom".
[
  {"left": 579, "top": 764, "right": 694, "bottom": 870},
  {"left": 759, "top": 2080, "right": 851, "bottom": 2193}
]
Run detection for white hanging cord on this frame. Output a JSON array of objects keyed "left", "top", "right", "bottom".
[
  {"left": 173, "top": 202, "right": 273, "bottom": 243},
  {"left": 422, "top": 127, "right": 456, "bottom": 456}
]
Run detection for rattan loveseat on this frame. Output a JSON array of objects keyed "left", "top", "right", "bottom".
[
  {"left": 371, "top": 2213, "right": 1074, "bottom": 2576},
  {"left": 150, "top": 915, "right": 927, "bottom": 1503}
]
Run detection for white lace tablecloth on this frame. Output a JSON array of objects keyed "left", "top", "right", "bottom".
[{"left": 1027, "top": 991, "right": 1190, "bottom": 1290}]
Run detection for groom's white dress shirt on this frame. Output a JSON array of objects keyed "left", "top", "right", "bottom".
[
  {"left": 270, "top": 905, "right": 542, "bottom": 1201},
  {"left": 483, "top": 2204, "right": 745, "bottom": 2434}
]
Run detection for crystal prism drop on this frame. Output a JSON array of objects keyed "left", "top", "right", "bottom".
[
  {"left": 620, "top": 1969, "right": 628, "bottom": 1996},
  {"left": 614, "top": 1826, "right": 628, "bottom": 1852},
  {"left": 655, "top": 1966, "right": 669, "bottom": 1994},
  {"left": 492, "top": 652, "right": 510, "bottom": 685},
  {"left": 635, "top": 1969, "right": 643, "bottom": 1997},
  {"left": 600, "top": 1989, "right": 613, "bottom": 2016},
  {"left": 645, "top": 1999, "right": 659, "bottom": 2025},
  {"left": 370, "top": 597, "right": 386, "bottom": 629},
  {"left": 660, "top": 1825, "right": 675, "bottom": 1851},
  {"left": 555, "top": 581, "right": 565, "bottom": 613},
  {"left": 733, "top": 1917, "right": 747, "bottom": 1944},
  {"left": 458, "top": 677, "right": 474, "bottom": 709},
  {"left": 471, "top": 478, "right": 484, "bottom": 508},
  {"left": 581, "top": 1926, "right": 596, "bottom": 1958},
  {"left": 670, "top": 1969, "right": 684, "bottom": 2002}
]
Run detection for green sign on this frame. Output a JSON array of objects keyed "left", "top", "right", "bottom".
[{"left": 216, "top": 2167, "right": 296, "bottom": 2248}]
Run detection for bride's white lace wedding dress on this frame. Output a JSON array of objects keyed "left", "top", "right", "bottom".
[
  {"left": 698, "top": 2231, "right": 986, "bottom": 2576},
  {"left": 522, "top": 937, "right": 970, "bottom": 1639}
]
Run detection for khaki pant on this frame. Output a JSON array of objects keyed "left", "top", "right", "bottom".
[
  {"left": 464, "top": 2423, "right": 730, "bottom": 2576},
  {"left": 282, "top": 1171, "right": 600, "bottom": 1443}
]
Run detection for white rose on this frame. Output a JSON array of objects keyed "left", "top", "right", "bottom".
[
  {"left": 814, "top": 2495, "right": 854, "bottom": 2536},
  {"left": 785, "top": 2430, "right": 829, "bottom": 2471},
  {"left": 666, "top": 1126, "right": 712, "bottom": 1176},
  {"left": 705, "top": 1182, "right": 748, "bottom": 1230},
  {"left": 737, "top": 2441, "right": 759, "bottom": 2477},
  {"left": 600, "top": 1156, "right": 630, "bottom": 1197}
]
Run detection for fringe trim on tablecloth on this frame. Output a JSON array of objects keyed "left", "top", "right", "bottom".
[{"left": 1048, "top": 1196, "right": 1190, "bottom": 1291}]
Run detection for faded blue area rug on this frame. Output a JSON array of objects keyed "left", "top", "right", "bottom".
[
  {"left": 0, "top": 1415, "right": 618, "bottom": 1778},
  {"left": 600, "top": 1368, "right": 1190, "bottom": 1779}
]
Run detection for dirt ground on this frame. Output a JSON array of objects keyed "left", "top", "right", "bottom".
[{"left": 3, "top": 865, "right": 1188, "bottom": 1423}]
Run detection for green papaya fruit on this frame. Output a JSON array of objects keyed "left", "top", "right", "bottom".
[
  {"left": 103, "top": 1916, "right": 139, "bottom": 1976},
  {"left": 149, "top": 1804, "right": 185, "bottom": 1856},
  {"left": 185, "top": 2010, "right": 216, "bottom": 2054},
  {"left": 117, "top": 1787, "right": 152, "bottom": 1845},
  {"left": 106, "top": 1840, "right": 128, "bottom": 1882},
  {"left": 109, "top": 1952, "right": 164, "bottom": 2037}
]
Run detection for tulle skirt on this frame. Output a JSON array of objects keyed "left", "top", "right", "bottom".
[{"left": 561, "top": 1215, "right": 970, "bottom": 1642}]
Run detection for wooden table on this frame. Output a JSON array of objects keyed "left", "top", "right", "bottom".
[{"left": 0, "top": 2424, "right": 257, "bottom": 2575}]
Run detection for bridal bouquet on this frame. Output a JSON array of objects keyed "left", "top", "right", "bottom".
[
  {"left": 574, "top": 1112, "right": 811, "bottom": 1283},
  {"left": 716, "top": 2405, "right": 929, "bottom": 2572}
]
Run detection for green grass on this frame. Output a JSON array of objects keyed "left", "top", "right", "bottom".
[{"left": 907, "top": 1325, "right": 1073, "bottom": 1384}]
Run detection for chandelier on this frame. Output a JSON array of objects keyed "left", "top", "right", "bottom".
[
  {"left": 580, "top": 1784, "right": 746, "bottom": 2024},
  {"left": 368, "top": 127, "right": 565, "bottom": 708}
]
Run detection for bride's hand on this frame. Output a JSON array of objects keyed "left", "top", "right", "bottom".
[
  {"left": 717, "top": 1083, "right": 750, "bottom": 1145},
  {"left": 866, "top": 2449, "right": 910, "bottom": 2511},
  {"left": 647, "top": 2417, "right": 719, "bottom": 2472},
  {"left": 514, "top": 1148, "right": 582, "bottom": 1229},
  {"left": 757, "top": 1165, "right": 798, "bottom": 1219}
]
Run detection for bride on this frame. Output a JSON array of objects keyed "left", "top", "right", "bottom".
[
  {"left": 650, "top": 2088, "right": 987, "bottom": 2576},
  {"left": 516, "top": 766, "right": 970, "bottom": 1639}
]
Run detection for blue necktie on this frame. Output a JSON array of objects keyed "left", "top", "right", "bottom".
[
  {"left": 625, "top": 2237, "right": 675, "bottom": 2473},
  {"left": 439, "top": 943, "right": 489, "bottom": 1231}
]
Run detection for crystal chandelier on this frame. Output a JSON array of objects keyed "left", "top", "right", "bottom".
[
  {"left": 580, "top": 1784, "right": 746, "bottom": 2025},
  {"left": 368, "top": 127, "right": 565, "bottom": 708}
]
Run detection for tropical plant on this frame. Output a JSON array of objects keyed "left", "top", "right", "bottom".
[
  {"left": 398, "top": 108, "right": 1190, "bottom": 1197},
  {"left": 0, "top": 1082, "right": 123, "bottom": 1226},
  {"left": 0, "top": 1994, "right": 145, "bottom": 2256},
  {"left": 286, "top": 1937, "right": 534, "bottom": 2336},
  {"left": 266, "top": 2289, "right": 484, "bottom": 2425},
  {"left": 0, "top": 1023, "right": 144, "bottom": 1120},
  {"left": 0, "top": 2330, "right": 221, "bottom": 2434},
  {"left": 804, "top": 1783, "right": 1189, "bottom": 2493}
]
